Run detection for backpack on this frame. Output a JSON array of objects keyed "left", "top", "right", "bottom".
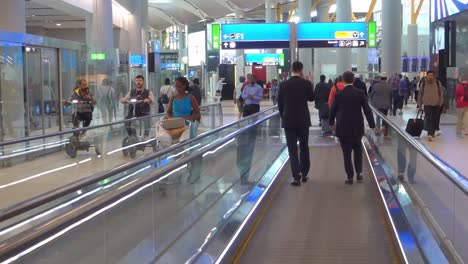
[{"left": 463, "top": 83, "right": 468, "bottom": 102}]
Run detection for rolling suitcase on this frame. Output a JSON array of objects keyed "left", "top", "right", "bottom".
[{"left": 405, "top": 110, "right": 424, "bottom": 137}]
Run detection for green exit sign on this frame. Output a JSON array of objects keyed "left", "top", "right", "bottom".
[
  {"left": 212, "top": 24, "right": 220, "bottom": 50},
  {"left": 280, "top": 54, "right": 285, "bottom": 67},
  {"left": 90, "top": 53, "right": 106, "bottom": 60},
  {"left": 368, "top": 22, "right": 377, "bottom": 48}
]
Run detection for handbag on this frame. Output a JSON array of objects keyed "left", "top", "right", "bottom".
[{"left": 160, "top": 118, "right": 189, "bottom": 140}]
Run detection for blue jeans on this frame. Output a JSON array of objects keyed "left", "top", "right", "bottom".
[{"left": 375, "top": 108, "right": 389, "bottom": 130}]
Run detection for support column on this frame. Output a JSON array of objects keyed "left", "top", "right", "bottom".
[
  {"left": 0, "top": 0, "right": 26, "bottom": 33},
  {"left": 86, "top": 0, "right": 114, "bottom": 50},
  {"left": 313, "top": 2, "right": 330, "bottom": 82},
  {"left": 357, "top": 48, "right": 369, "bottom": 78},
  {"left": 382, "top": 0, "right": 402, "bottom": 75},
  {"left": 265, "top": 0, "right": 277, "bottom": 82},
  {"left": 336, "top": 0, "right": 352, "bottom": 75},
  {"left": 299, "top": 0, "right": 313, "bottom": 81},
  {"left": 128, "top": 0, "right": 149, "bottom": 54},
  {"left": 407, "top": 24, "right": 418, "bottom": 77}
]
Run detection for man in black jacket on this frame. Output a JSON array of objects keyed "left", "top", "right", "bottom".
[
  {"left": 353, "top": 74, "right": 368, "bottom": 96},
  {"left": 278, "top": 61, "right": 315, "bottom": 186},
  {"left": 330, "top": 71, "right": 376, "bottom": 185},
  {"left": 314, "top": 74, "right": 332, "bottom": 135}
]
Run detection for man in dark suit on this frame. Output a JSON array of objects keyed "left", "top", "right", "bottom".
[
  {"left": 278, "top": 61, "right": 315, "bottom": 186},
  {"left": 330, "top": 71, "right": 376, "bottom": 185}
]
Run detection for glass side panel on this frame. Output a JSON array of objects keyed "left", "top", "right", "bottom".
[
  {"left": 0, "top": 113, "right": 285, "bottom": 264},
  {"left": 368, "top": 118, "right": 467, "bottom": 262},
  {"left": 0, "top": 107, "right": 275, "bottom": 239},
  {"left": 0, "top": 42, "right": 25, "bottom": 141},
  {"left": 0, "top": 104, "right": 226, "bottom": 211}
]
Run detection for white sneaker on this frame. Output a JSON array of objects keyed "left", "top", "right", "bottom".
[{"left": 435, "top": 130, "right": 442, "bottom": 136}]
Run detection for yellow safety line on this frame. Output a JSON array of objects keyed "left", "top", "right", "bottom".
[
  {"left": 374, "top": 187, "right": 404, "bottom": 264},
  {"left": 231, "top": 169, "right": 289, "bottom": 264}
]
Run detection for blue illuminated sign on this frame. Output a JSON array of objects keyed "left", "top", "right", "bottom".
[
  {"left": 245, "top": 53, "right": 280, "bottom": 66},
  {"left": 221, "top": 23, "right": 290, "bottom": 49},
  {"left": 298, "top": 22, "right": 368, "bottom": 48},
  {"left": 130, "top": 54, "right": 145, "bottom": 65},
  {"left": 161, "top": 63, "right": 180, "bottom": 69}
]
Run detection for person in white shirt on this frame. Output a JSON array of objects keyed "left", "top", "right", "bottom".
[
  {"left": 160, "top": 78, "right": 175, "bottom": 112},
  {"left": 216, "top": 77, "right": 224, "bottom": 94}
]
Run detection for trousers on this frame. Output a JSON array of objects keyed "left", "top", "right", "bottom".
[
  {"left": 284, "top": 127, "right": 310, "bottom": 180},
  {"left": 424, "top": 105, "right": 440, "bottom": 137},
  {"left": 339, "top": 137, "right": 363, "bottom": 179}
]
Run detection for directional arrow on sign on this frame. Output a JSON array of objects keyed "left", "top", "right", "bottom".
[
  {"left": 360, "top": 32, "right": 365, "bottom": 37},
  {"left": 223, "top": 42, "right": 229, "bottom": 48},
  {"left": 223, "top": 34, "right": 229, "bottom": 39}
]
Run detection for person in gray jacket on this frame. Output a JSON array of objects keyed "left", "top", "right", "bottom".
[
  {"left": 369, "top": 75, "right": 393, "bottom": 135},
  {"left": 418, "top": 70, "right": 444, "bottom": 141}
]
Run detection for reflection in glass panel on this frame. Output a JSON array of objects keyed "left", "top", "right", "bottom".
[{"left": 0, "top": 42, "right": 25, "bottom": 141}]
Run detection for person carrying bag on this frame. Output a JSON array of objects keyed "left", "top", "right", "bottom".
[{"left": 157, "top": 77, "right": 200, "bottom": 148}]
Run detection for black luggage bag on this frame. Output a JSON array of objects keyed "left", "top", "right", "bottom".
[{"left": 405, "top": 110, "right": 424, "bottom": 137}]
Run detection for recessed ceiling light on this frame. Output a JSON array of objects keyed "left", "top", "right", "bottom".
[
  {"left": 56, "top": 23, "right": 62, "bottom": 26},
  {"left": 31, "top": 14, "right": 36, "bottom": 17}
]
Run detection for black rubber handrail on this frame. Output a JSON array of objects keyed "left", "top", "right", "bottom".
[
  {"left": 0, "top": 103, "right": 221, "bottom": 147},
  {"left": 0, "top": 111, "right": 280, "bottom": 262},
  {"left": 0, "top": 106, "right": 277, "bottom": 222},
  {"left": 370, "top": 104, "right": 468, "bottom": 195}
]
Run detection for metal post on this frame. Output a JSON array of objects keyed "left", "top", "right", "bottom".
[{"left": 210, "top": 104, "right": 216, "bottom": 129}]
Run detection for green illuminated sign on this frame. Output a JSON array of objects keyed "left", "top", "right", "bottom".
[
  {"left": 180, "top": 63, "right": 185, "bottom": 70},
  {"left": 212, "top": 24, "right": 221, "bottom": 50},
  {"left": 280, "top": 54, "right": 285, "bottom": 67},
  {"left": 90, "top": 53, "right": 106, "bottom": 60},
  {"left": 368, "top": 22, "right": 377, "bottom": 48}
]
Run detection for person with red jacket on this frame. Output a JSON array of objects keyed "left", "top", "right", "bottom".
[
  {"left": 328, "top": 75, "right": 345, "bottom": 107},
  {"left": 455, "top": 77, "right": 468, "bottom": 138}
]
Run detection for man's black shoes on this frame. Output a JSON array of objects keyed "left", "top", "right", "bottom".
[
  {"left": 356, "top": 174, "right": 363, "bottom": 182},
  {"left": 291, "top": 179, "right": 301, "bottom": 186}
]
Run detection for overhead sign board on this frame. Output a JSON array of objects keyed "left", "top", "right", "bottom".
[
  {"left": 245, "top": 53, "right": 281, "bottom": 66},
  {"left": 297, "top": 22, "right": 368, "bottom": 48},
  {"left": 221, "top": 23, "right": 290, "bottom": 49},
  {"left": 90, "top": 53, "right": 106, "bottom": 60},
  {"left": 212, "top": 24, "right": 221, "bottom": 50},
  {"left": 368, "top": 21, "right": 377, "bottom": 48}
]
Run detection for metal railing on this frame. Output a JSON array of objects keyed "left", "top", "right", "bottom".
[{"left": 0, "top": 103, "right": 222, "bottom": 148}]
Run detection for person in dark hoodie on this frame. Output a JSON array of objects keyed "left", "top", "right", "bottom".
[
  {"left": 62, "top": 79, "right": 96, "bottom": 137},
  {"left": 314, "top": 75, "right": 332, "bottom": 136}
]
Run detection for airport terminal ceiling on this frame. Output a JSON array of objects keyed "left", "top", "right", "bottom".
[{"left": 25, "top": 0, "right": 419, "bottom": 32}]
